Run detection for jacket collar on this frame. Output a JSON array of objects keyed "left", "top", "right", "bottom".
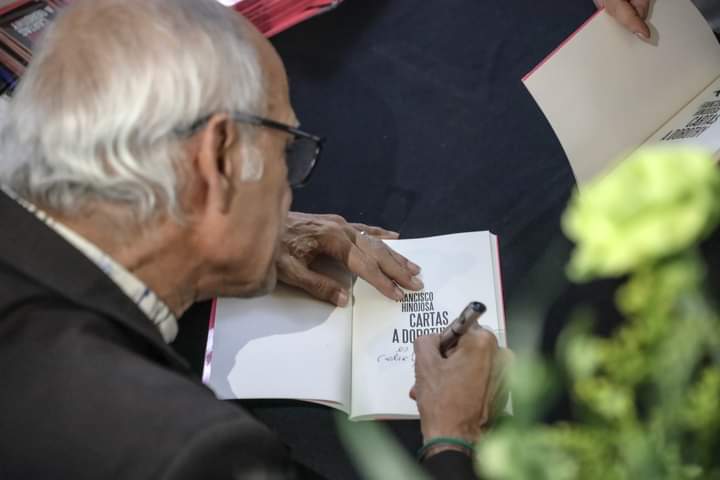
[{"left": 0, "top": 190, "right": 191, "bottom": 373}]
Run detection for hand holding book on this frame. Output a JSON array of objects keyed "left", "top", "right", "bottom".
[
  {"left": 523, "top": 0, "right": 720, "bottom": 184},
  {"left": 594, "top": 0, "right": 651, "bottom": 39}
]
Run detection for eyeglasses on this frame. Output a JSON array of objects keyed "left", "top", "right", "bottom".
[{"left": 178, "top": 112, "right": 325, "bottom": 188}]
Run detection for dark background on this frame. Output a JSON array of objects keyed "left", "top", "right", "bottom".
[{"left": 176, "top": 1, "right": 597, "bottom": 478}]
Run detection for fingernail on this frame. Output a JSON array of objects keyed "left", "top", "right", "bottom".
[
  {"left": 389, "top": 231, "right": 400, "bottom": 238},
  {"left": 410, "top": 276, "right": 424, "bottom": 290},
  {"left": 635, "top": 31, "right": 649, "bottom": 40},
  {"left": 408, "top": 261, "right": 421, "bottom": 274},
  {"left": 336, "top": 291, "right": 349, "bottom": 307},
  {"left": 394, "top": 287, "right": 404, "bottom": 301}
]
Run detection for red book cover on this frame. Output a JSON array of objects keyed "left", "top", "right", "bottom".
[
  {"left": 0, "top": 0, "right": 340, "bottom": 96},
  {"left": 224, "top": 0, "right": 343, "bottom": 37}
]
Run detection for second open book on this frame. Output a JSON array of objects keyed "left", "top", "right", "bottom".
[
  {"left": 203, "top": 231, "right": 506, "bottom": 421},
  {"left": 523, "top": 0, "right": 720, "bottom": 184}
]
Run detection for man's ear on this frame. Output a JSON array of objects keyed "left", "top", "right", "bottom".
[{"left": 195, "top": 114, "right": 240, "bottom": 214}]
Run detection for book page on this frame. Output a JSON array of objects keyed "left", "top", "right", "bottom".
[
  {"left": 350, "top": 231, "right": 505, "bottom": 420},
  {"left": 523, "top": 0, "right": 720, "bottom": 184},
  {"left": 204, "top": 260, "right": 352, "bottom": 411},
  {"left": 643, "top": 74, "right": 720, "bottom": 152}
]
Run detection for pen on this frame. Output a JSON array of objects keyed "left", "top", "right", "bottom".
[{"left": 438, "top": 301, "right": 487, "bottom": 358}]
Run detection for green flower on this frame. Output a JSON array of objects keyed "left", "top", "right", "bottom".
[
  {"left": 477, "top": 429, "right": 581, "bottom": 480},
  {"left": 563, "top": 147, "right": 720, "bottom": 281}
]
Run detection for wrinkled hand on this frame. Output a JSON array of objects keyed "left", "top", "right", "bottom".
[
  {"left": 595, "top": 0, "right": 651, "bottom": 39},
  {"left": 410, "top": 326, "right": 512, "bottom": 447},
  {"left": 277, "top": 212, "right": 423, "bottom": 306}
]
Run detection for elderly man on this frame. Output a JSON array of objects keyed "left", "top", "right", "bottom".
[{"left": 0, "top": 0, "right": 502, "bottom": 478}]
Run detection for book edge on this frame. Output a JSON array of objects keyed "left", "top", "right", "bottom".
[
  {"left": 492, "top": 234, "right": 508, "bottom": 347},
  {"left": 201, "top": 298, "right": 218, "bottom": 384},
  {"left": 522, "top": 8, "right": 605, "bottom": 82}
]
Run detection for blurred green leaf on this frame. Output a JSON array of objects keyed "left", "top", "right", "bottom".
[{"left": 336, "top": 414, "right": 430, "bottom": 480}]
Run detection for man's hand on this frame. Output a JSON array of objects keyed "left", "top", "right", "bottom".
[
  {"left": 277, "top": 212, "right": 423, "bottom": 307},
  {"left": 410, "top": 326, "right": 512, "bottom": 450},
  {"left": 594, "top": 0, "right": 651, "bottom": 39}
]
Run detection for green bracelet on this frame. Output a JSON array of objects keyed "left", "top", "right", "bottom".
[{"left": 417, "top": 436, "right": 474, "bottom": 460}]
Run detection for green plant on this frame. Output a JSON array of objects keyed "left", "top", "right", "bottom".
[{"left": 478, "top": 147, "right": 720, "bottom": 480}]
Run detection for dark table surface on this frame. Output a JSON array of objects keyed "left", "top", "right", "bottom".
[{"left": 174, "top": 1, "right": 597, "bottom": 478}]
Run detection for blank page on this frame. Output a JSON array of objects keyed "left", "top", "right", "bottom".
[{"left": 523, "top": 0, "right": 720, "bottom": 184}]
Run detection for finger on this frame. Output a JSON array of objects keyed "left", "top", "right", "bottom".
[
  {"left": 352, "top": 229, "right": 422, "bottom": 276},
  {"left": 409, "top": 384, "right": 417, "bottom": 400},
  {"left": 388, "top": 248, "right": 422, "bottom": 276},
  {"left": 320, "top": 232, "right": 404, "bottom": 301},
  {"left": 349, "top": 223, "right": 400, "bottom": 239},
  {"left": 493, "top": 348, "right": 515, "bottom": 373},
  {"left": 318, "top": 213, "right": 349, "bottom": 225},
  {"left": 606, "top": 0, "right": 651, "bottom": 38},
  {"left": 456, "top": 324, "right": 499, "bottom": 353},
  {"left": 346, "top": 243, "right": 405, "bottom": 301},
  {"left": 317, "top": 215, "right": 360, "bottom": 243},
  {"left": 475, "top": 343, "right": 506, "bottom": 424},
  {"left": 488, "top": 349, "right": 514, "bottom": 417},
  {"left": 593, "top": 0, "right": 604, "bottom": 7},
  {"left": 319, "top": 230, "right": 407, "bottom": 301},
  {"left": 362, "top": 237, "right": 423, "bottom": 291},
  {"left": 630, "top": 0, "right": 650, "bottom": 19},
  {"left": 413, "top": 333, "right": 442, "bottom": 362},
  {"left": 488, "top": 349, "right": 513, "bottom": 394},
  {"left": 280, "top": 258, "right": 349, "bottom": 307}
]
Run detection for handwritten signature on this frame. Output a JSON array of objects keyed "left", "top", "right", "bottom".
[{"left": 377, "top": 346, "right": 415, "bottom": 364}]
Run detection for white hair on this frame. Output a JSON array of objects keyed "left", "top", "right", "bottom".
[{"left": 0, "top": 0, "right": 265, "bottom": 221}]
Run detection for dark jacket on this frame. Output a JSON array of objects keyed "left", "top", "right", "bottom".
[{"left": 0, "top": 191, "right": 477, "bottom": 479}]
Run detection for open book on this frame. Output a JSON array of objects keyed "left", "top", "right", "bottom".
[
  {"left": 523, "top": 0, "right": 720, "bottom": 184},
  {"left": 203, "top": 231, "right": 506, "bottom": 421}
]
